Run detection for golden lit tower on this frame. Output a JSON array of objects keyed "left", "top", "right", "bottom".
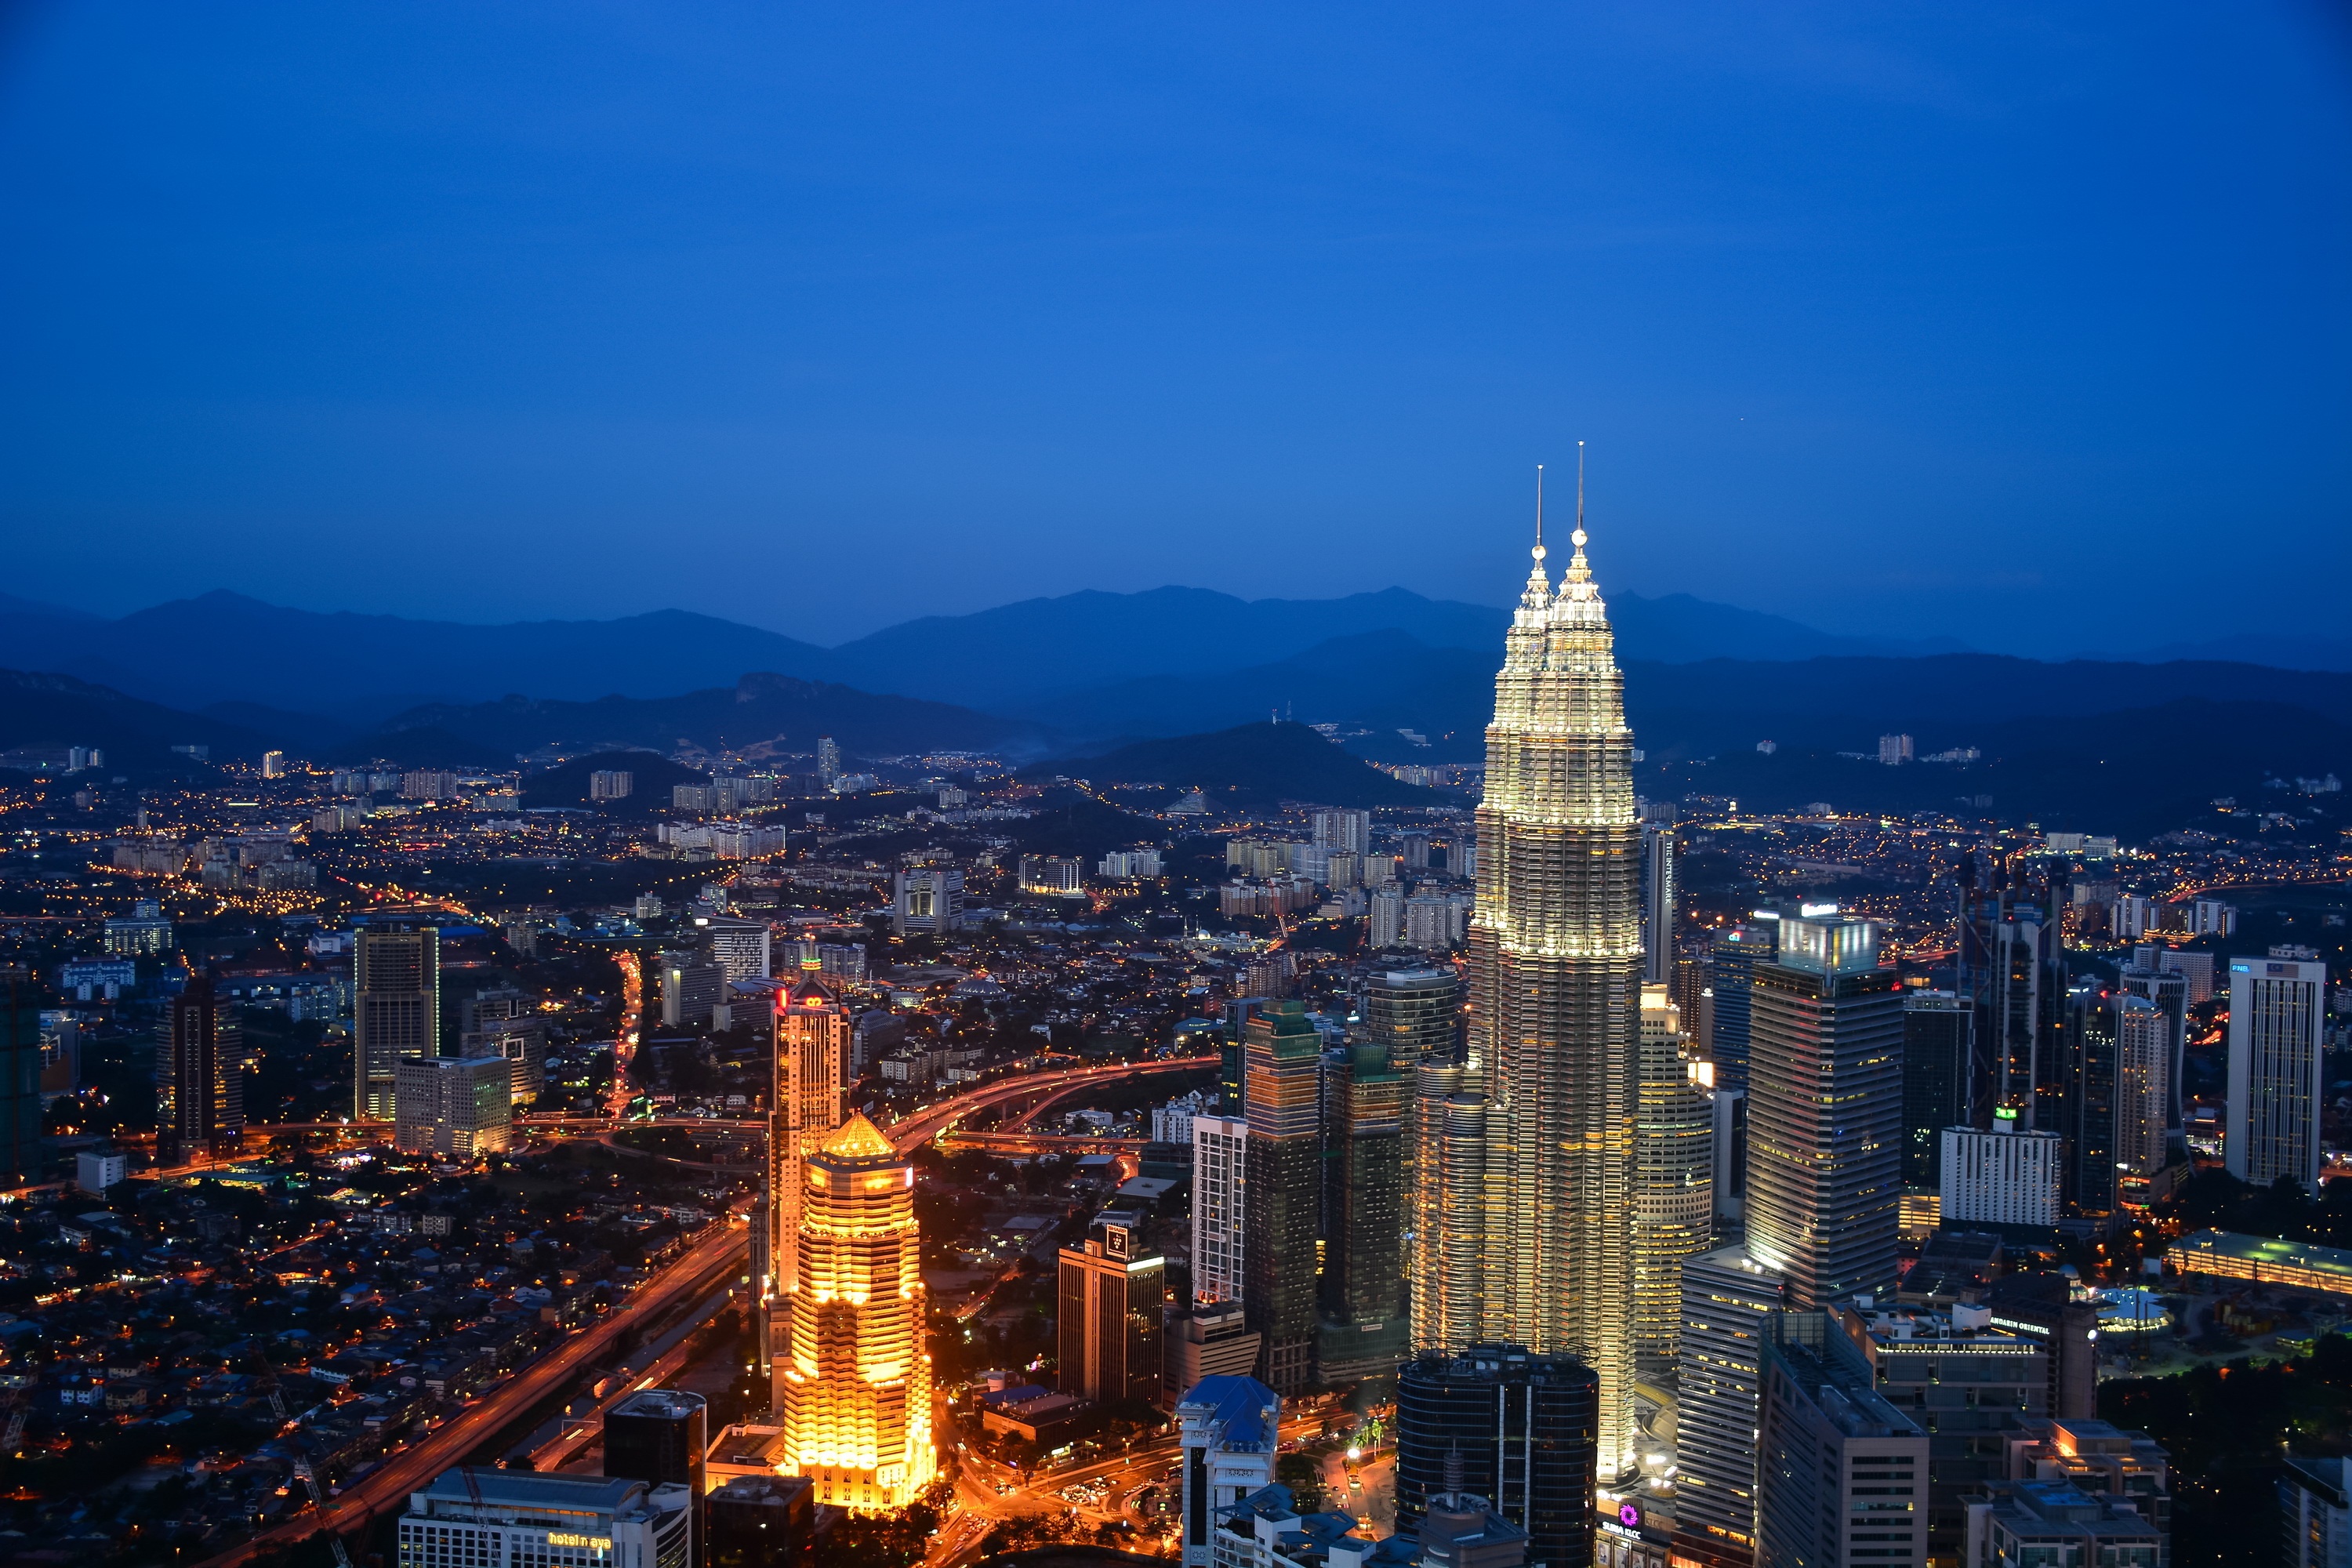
[
  {"left": 764, "top": 967, "right": 850, "bottom": 1388},
  {"left": 1426, "top": 452, "right": 1644, "bottom": 1479},
  {"left": 777, "top": 1112, "right": 935, "bottom": 1511}
]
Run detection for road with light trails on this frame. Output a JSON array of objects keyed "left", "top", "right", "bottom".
[
  {"left": 882, "top": 1056, "right": 1217, "bottom": 1154},
  {"left": 925, "top": 1410, "right": 1334, "bottom": 1568},
  {"left": 191, "top": 1222, "right": 749, "bottom": 1568}
]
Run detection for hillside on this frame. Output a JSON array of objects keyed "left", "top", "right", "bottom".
[
  {"left": 520, "top": 750, "right": 706, "bottom": 810},
  {"left": 0, "top": 593, "right": 840, "bottom": 716},
  {"left": 1645, "top": 699, "right": 2352, "bottom": 840},
  {"left": 361, "top": 672, "right": 1047, "bottom": 763},
  {"left": 0, "top": 669, "right": 272, "bottom": 775},
  {"left": 0, "top": 582, "right": 1984, "bottom": 720},
  {"left": 1029, "top": 721, "right": 1451, "bottom": 808}
]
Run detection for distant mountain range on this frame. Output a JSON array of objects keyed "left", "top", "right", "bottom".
[
  {"left": 0, "top": 584, "right": 1973, "bottom": 720},
  {"left": 1022, "top": 720, "right": 1450, "bottom": 809},
  {"left": 2073, "top": 633, "right": 2352, "bottom": 673},
  {"left": 2, "top": 580, "right": 2346, "bottom": 835}
]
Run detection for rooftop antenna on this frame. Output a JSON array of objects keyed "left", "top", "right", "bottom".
[
  {"left": 1534, "top": 464, "right": 1544, "bottom": 556},
  {"left": 1575, "top": 441, "right": 1586, "bottom": 544}
]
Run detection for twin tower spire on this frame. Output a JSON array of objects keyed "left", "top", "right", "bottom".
[{"left": 1517, "top": 441, "right": 1606, "bottom": 625}]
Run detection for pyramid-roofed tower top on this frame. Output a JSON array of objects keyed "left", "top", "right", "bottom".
[{"left": 818, "top": 1112, "right": 899, "bottom": 1161}]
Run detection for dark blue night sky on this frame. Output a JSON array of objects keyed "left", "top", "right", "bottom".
[{"left": 2, "top": 3, "right": 2345, "bottom": 655}]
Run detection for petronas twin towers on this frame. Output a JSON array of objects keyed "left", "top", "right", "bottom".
[{"left": 1412, "top": 472, "right": 1644, "bottom": 1479}]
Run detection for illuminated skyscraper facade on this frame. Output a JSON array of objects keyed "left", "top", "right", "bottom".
[
  {"left": 775, "top": 1113, "right": 935, "bottom": 1510},
  {"left": 1632, "top": 983, "right": 1713, "bottom": 1377},
  {"left": 354, "top": 924, "right": 437, "bottom": 1121},
  {"left": 159, "top": 973, "right": 243, "bottom": 1163},
  {"left": 766, "top": 970, "right": 849, "bottom": 1393},
  {"left": 1743, "top": 913, "right": 1904, "bottom": 1311},
  {"left": 1424, "top": 491, "right": 1644, "bottom": 1479},
  {"left": 1242, "top": 1000, "right": 1323, "bottom": 1393}
]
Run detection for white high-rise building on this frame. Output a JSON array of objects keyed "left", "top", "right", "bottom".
[
  {"left": 1368, "top": 884, "right": 1406, "bottom": 949},
  {"left": 2226, "top": 954, "right": 2328, "bottom": 1189},
  {"left": 1940, "top": 1120, "right": 2063, "bottom": 1229},
  {"left": 1177, "top": 1376, "right": 1282, "bottom": 1568},
  {"left": 394, "top": 1054, "right": 513, "bottom": 1160},
  {"left": 1673, "top": 1247, "right": 1786, "bottom": 1566},
  {"left": 1310, "top": 808, "right": 1370, "bottom": 855},
  {"left": 701, "top": 915, "right": 772, "bottom": 982},
  {"left": 1190, "top": 1113, "right": 1247, "bottom": 1306},
  {"left": 815, "top": 736, "right": 841, "bottom": 784},
  {"left": 401, "top": 1471, "right": 691, "bottom": 1568}
]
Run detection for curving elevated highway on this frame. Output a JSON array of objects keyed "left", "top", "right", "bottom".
[{"left": 880, "top": 1056, "right": 1216, "bottom": 1153}]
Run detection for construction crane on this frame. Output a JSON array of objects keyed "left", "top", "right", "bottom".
[{"left": 252, "top": 1350, "right": 354, "bottom": 1568}]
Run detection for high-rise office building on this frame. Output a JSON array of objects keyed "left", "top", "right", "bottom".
[
  {"left": 394, "top": 1054, "right": 512, "bottom": 1160},
  {"left": 2118, "top": 963, "right": 2188, "bottom": 1134},
  {"left": 1165, "top": 1306, "right": 1263, "bottom": 1400},
  {"left": 1178, "top": 1376, "right": 1282, "bottom": 1568},
  {"left": 891, "top": 867, "right": 964, "bottom": 936},
  {"left": 1191, "top": 1112, "right": 1247, "bottom": 1306},
  {"left": 1443, "top": 507, "right": 1643, "bottom": 1479},
  {"left": 1058, "top": 1216, "right": 1166, "bottom": 1406},
  {"left": 701, "top": 916, "right": 772, "bottom": 982},
  {"left": 2114, "top": 993, "right": 2170, "bottom": 1176},
  {"left": 1711, "top": 1086, "right": 1748, "bottom": 1226},
  {"left": 606, "top": 1388, "right": 708, "bottom": 1496},
  {"left": 1900, "top": 990, "right": 1969, "bottom": 1189},
  {"left": 1960, "top": 883, "right": 2065, "bottom": 1128},
  {"left": 1743, "top": 912, "right": 1902, "bottom": 1309},
  {"left": 460, "top": 992, "right": 548, "bottom": 1106},
  {"left": 764, "top": 970, "right": 848, "bottom": 1386},
  {"left": 1243, "top": 1001, "right": 1322, "bottom": 1393},
  {"left": 1363, "top": 966, "right": 1461, "bottom": 1065},
  {"left": 1396, "top": 1345, "right": 1599, "bottom": 1568},
  {"left": 604, "top": 1389, "right": 708, "bottom": 1546},
  {"left": 1940, "top": 1120, "right": 2063, "bottom": 1229},
  {"left": 1752, "top": 1312, "right": 1929, "bottom": 1568},
  {"left": 401, "top": 1471, "right": 691, "bottom": 1568},
  {"left": 1632, "top": 984, "right": 1712, "bottom": 1377},
  {"left": 2226, "top": 954, "right": 2329, "bottom": 1190},
  {"left": 774, "top": 1114, "right": 934, "bottom": 1510},
  {"left": 659, "top": 952, "right": 727, "bottom": 1028},
  {"left": 1412, "top": 1053, "right": 1488, "bottom": 1356},
  {"left": 354, "top": 924, "right": 437, "bottom": 1120},
  {"left": 158, "top": 973, "right": 243, "bottom": 1163},
  {"left": 2278, "top": 1454, "right": 2352, "bottom": 1568},
  {"left": 1312, "top": 808, "right": 1371, "bottom": 855},
  {"left": 706, "top": 1475, "right": 814, "bottom": 1568},
  {"left": 1845, "top": 1305, "right": 2049, "bottom": 1563},
  {"left": 1672, "top": 1248, "right": 1787, "bottom": 1568},
  {"left": 1318, "top": 1036, "right": 1410, "bottom": 1382},
  {"left": 1640, "top": 823, "right": 1677, "bottom": 985},
  {"left": 1704, "top": 922, "right": 1778, "bottom": 1094},
  {"left": 2057, "top": 981, "right": 2121, "bottom": 1222}
]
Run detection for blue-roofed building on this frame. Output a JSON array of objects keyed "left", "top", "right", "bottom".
[
  {"left": 1207, "top": 1484, "right": 1412, "bottom": 1568},
  {"left": 1181, "top": 1376, "right": 1283, "bottom": 1568}
]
